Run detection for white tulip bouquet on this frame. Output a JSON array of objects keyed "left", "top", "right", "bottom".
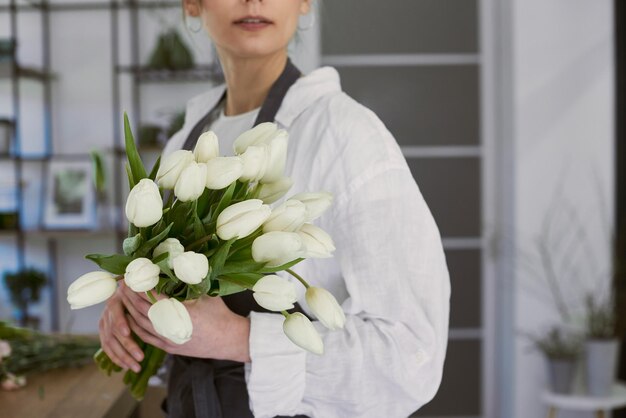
[{"left": 66, "top": 114, "right": 344, "bottom": 399}]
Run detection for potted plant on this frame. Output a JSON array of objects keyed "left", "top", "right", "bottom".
[
  {"left": 530, "top": 327, "right": 581, "bottom": 394},
  {"left": 3, "top": 268, "right": 47, "bottom": 329},
  {"left": 584, "top": 294, "right": 618, "bottom": 396}
]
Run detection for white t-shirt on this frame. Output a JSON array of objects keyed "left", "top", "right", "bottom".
[{"left": 205, "top": 104, "right": 260, "bottom": 156}]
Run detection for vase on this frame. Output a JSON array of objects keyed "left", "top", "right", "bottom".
[
  {"left": 546, "top": 357, "right": 577, "bottom": 394},
  {"left": 585, "top": 338, "right": 619, "bottom": 396}
]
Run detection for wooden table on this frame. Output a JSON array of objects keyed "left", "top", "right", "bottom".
[{"left": 0, "top": 364, "right": 139, "bottom": 418}]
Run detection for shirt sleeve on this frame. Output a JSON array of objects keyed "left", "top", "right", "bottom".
[{"left": 244, "top": 164, "right": 451, "bottom": 418}]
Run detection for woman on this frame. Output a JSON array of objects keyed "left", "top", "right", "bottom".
[{"left": 99, "top": 0, "right": 450, "bottom": 417}]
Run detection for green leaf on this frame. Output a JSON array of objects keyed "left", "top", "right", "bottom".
[
  {"left": 209, "top": 182, "right": 236, "bottom": 225},
  {"left": 259, "top": 258, "right": 305, "bottom": 274},
  {"left": 125, "top": 162, "right": 136, "bottom": 190},
  {"left": 167, "top": 201, "right": 194, "bottom": 237},
  {"left": 85, "top": 253, "right": 134, "bottom": 275},
  {"left": 215, "top": 279, "right": 247, "bottom": 296},
  {"left": 90, "top": 150, "right": 107, "bottom": 192},
  {"left": 151, "top": 252, "right": 169, "bottom": 265},
  {"left": 124, "top": 112, "right": 147, "bottom": 182},
  {"left": 154, "top": 253, "right": 177, "bottom": 282},
  {"left": 220, "top": 273, "right": 263, "bottom": 289},
  {"left": 135, "top": 223, "right": 173, "bottom": 258},
  {"left": 123, "top": 234, "right": 144, "bottom": 256},
  {"left": 148, "top": 155, "right": 161, "bottom": 181},
  {"left": 208, "top": 238, "right": 236, "bottom": 283},
  {"left": 196, "top": 188, "right": 213, "bottom": 220},
  {"left": 220, "top": 259, "right": 266, "bottom": 275}
]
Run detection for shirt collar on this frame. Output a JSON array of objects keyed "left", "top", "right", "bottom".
[{"left": 188, "top": 66, "right": 341, "bottom": 129}]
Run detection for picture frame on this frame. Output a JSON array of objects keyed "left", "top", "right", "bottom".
[{"left": 43, "top": 159, "right": 96, "bottom": 229}]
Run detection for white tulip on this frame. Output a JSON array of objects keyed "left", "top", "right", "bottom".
[
  {"left": 233, "top": 122, "right": 277, "bottom": 154},
  {"left": 153, "top": 238, "right": 185, "bottom": 269},
  {"left": 305, "top": 287, "right": 346, "bottom": 330},
  {"left": 239, "top": 145, "right": 270, "bottom": 182},
  {"left": 125, "top": 179, "right": 163, "bottom": 228},
  {"left": 124, "top": 258, "right": 160, "bottom": 292},
  {"left": 194, "top": 131, "right": 219, "bottom": 163},
  {"left": 0, "top": 340, "right": 11, "bottom": 359},
  {"left": 251, "top": 231, "right": 306, "bottom": 267},
  {"left": 156, "top": 150, "right": 195, "bottom": 189},
  {"left": 260, "top": 130, "right": 288, "bottom": 184},
  {"left": 297, "top": 223, "right": 336, "bottom": 258},
  {"left": 252, "top": 275, "right": 297, "bottom": 311},
  {"left": 148, "top": 298, "right": 193, "bottom": 344},
  {"left": 216, "top": 199, "right": 271, "bottom": 240},
  {"left": 67, "top": 271, "right": 117, "bottom": 310},
  {"left": 263, "top": 200, "right": 307, "bottom": 233},
  {"left": 257, "top": 177, "right": 293, "bottom": 204},
  {"left": 283, "top": 312, "right": 324, "bottom": 355},
  {"left": 174, "top": 161, "right": 207, "bottom": 202},
  {"left": 205, "top": 156, "right": 244, "bottom": 190},
  {"left": 172, "top": 251, "right": 209, "bottom": 285},
  {"left": 290, "top": 192, "right": 333, "bottom": 222}
]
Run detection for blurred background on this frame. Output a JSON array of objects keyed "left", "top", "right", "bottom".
[{"left": 0, "top": 0, "right": 623, "bottom": 417}]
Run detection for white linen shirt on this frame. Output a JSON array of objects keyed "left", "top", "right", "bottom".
[{"left": 163, "top": 66, "right": 451, "bottom": 418}]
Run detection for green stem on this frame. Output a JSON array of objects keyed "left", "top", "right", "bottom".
[
  {"left": 280, "top": 310, "right": 290, "bottom": 319},
  {"left": 146, "top": 291, "right": 158, "bottom": 304},
  {"left": 286, "top": 269, "right": 310, "bottom": 289},
  {"left": 186, "top": 233, "right": 215, "bottom": 251}
]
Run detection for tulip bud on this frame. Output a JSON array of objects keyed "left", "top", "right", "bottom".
[
  {"left": 283, "top": 312, "right": 324, "bottom": 355},
  {"left": 252, "top": 275, "right": 297, "bottom": 311},
  {"left": 205, "top": 156, "right": 244, "bottom": 190},
  {"left": 125, "top": 179, "right": 163, "bottom": 228},
  {"left": 156, "top": 150, "right": 195, "bottom": 189},
  {"left": 297, "top": 223, "right": 336, "bottom": 258},
  {"left": 233, "top": 122, "right": 277, "bottom": 154},
  {"left": 67, "top": 271, "right": 117, "bottom": 310},
  {"left": 290, "top": 192, "right": 333, "bottom": 222},
  {"left": 174, "top": 161, "right": 207, "bottom": 202},
  {"left": 1, "top": 373, "right": 26, "bottom": 391},
  {"left": 148, "top": 298, "right": 193, "bottom": 344},
  {"left": 216, "top": 199, "right": 271, "bottom": 240},
  {"left": 305, "top": 287, "right": 346, "bottom": 330},
  {"left": 260, "top": 130, "right": 288, "bottom": 184},
  {"left": 153, "top": 238, "right": 185, "bottom": 269},
  {"left": 172, "top": 251, "right": 209, "bottom": 285},
  {"left": 257, "top": 177, "right": 293, "bottom": 204},
  {"left": 263, "top": 200, "right": 307, "bottom": 233},
  {"left": 194, "top": 131, "right": 219, "bottom": 163},
  {"left": 239, "top": 144, "right": 270, "bottom": 182},
  {"left": 124, "top": 257, "right": 160, "bottom": 292},
  {"left": 0, "top": 340, "right": 11, "bottom": 359},
  {"left": 252, "top": 231, "right": 306, "bottom": 267}
]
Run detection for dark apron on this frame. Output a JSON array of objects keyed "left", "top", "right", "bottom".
[{"left": 165, "top": 58, "right": 309, "bottom": 418}]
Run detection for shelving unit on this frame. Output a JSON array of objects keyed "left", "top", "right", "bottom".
[{"left": 1, "top": 0, "right": 222, "bottom": 331}]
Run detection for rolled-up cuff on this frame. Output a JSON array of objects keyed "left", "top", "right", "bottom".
[{"left": 245, "top": 311, "right": 307, "bottom": 418}]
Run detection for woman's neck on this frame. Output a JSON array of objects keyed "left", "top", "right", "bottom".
[{"left": 217, "top": 50, "right": 287, "bottom": 116}]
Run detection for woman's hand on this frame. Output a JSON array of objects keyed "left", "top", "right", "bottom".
[
  {"left": 98, "top": 286, "right": 144, "bottom": 373},
  {"left": 119, "top": 282, "right": 251, "bottom": 363}
]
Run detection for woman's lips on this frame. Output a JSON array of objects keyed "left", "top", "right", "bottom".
[{"left": 234, "top": 16, "right": 273, "bottom": 31}]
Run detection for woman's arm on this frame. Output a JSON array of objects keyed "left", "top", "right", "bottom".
[{"left": 245, "top": 165, "right": 451, "bottom": 418}]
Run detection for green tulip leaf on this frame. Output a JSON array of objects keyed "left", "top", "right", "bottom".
[
  {"left": 208, "top": 238, "right": 236, "bottom": 283},
  {"left": 135, "top": 222, "right": 174, "bottom": 258},
  {"left": 124, "top": 112, "right": 147, "bottom": 182},
  {"left": 85, "top": 253, "right": 134, "bottom": 275},
  {"left": 148, "top": 155, "right": 161, "bottom": 181},
  {"left": 215, "top": 279, "right": 248, "bottom": 296},
  {"left": 209, "top": 182, "right": 236, "bottom": 225},
  {"left": 220, "top": 259, "right": 266, "bottom": 275},
  {"left": 259, "top": 258, "right": 305, "bottom": 274},
  {"left": 125, "top": 162, "right": 135, "bottom": 190}
]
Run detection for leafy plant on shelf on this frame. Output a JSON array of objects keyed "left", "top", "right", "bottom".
[
  {"left": 528, "top": 327, "right": 582, "bottom": 360},
  {"left": 585, "top": 294, "right": 616, "bottom": 340},
  {"left": 3, "top": 268, "right": 47, "bottom": 328}
]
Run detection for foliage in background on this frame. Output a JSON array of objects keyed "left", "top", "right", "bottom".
[
  {"left": 3, "top": 269, "right": 47, "bottom": 322},
  {"left": 528, "top": 327, "right": 582, "bottom": 360},
  {"left": 585, "top": 294, "right": 617, "bottom": 339}
]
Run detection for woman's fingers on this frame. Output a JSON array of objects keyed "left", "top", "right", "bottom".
[
  {"left": 104, "top": 291, "right": 145, "bottom": 364},
  {"left": 127, "top": 314, "right": 172, "bottom": 352},
  {"left": 120, "top": 290, "right": 150, "bottom": 320}
]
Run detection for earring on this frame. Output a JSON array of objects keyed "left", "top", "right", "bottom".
[
  {"left": 298, "top": 13, "right": 315, "bottom": 31},
  {"left": 187, "top": 16, "right": 202, "bottom": 33}
]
